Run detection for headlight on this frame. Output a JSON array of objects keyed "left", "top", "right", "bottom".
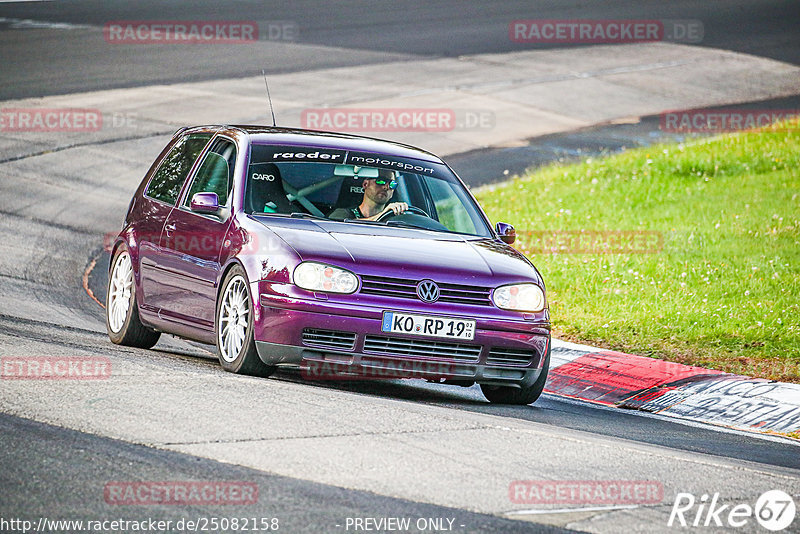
[
  {"left": 492, "top": 283, "right": 545, "bottom": 312},
  {"left": 293, "top": 262, "right": 358, "bottom": 294}
]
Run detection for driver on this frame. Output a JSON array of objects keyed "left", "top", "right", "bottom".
[{"left": 329, "top": 169, "right": 408, "bottom": 221}]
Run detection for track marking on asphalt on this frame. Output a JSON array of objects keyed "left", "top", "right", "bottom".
[
  {"left": 82, "top": 255, "right": 104, "bottom": 308},
  {"left": 542, "top": 393, "right": 800, "bottom": 447},
  {"left": 159, "top": 423, "right": 499, "bottom": 447},
  {"left": 0, "top": 130, "right": 174, "bottom": 165},
  {"left": 0, "top": 17, "right": 92, "bottom": 30}
]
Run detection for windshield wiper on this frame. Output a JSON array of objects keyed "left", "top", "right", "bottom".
[
  {"left": 290, "top": 212, "right": 329, "bottom": 220},
  {"left": 385, "top": 220, "right": 436, "bottom": 231},
  {"left": 343, "top": 218, "right": 386, "bottom": 225}
]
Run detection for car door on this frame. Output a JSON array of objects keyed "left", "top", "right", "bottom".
[
  {"left": 138, "top": 132, "right": 213, "bottom": 314},
  {"left": 155, "top": 137, "right": 237, "bottom": 330}
]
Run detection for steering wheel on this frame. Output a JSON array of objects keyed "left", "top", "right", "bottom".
[{"left": 376, "top": 205, "right": 430, "bottom": 222}]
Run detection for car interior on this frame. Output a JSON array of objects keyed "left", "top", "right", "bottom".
[
  {"left": 241, "top": 160, "right": 485, "bottom": 236},
  {"left": 245, "top": 163, "right": 300, "bottom": 214}
]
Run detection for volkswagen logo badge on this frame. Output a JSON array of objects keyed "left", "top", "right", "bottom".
[{"left": 416, "top": 279, "right": 440, "bottom": 303}]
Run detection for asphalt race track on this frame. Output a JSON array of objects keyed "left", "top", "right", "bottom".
[
  {"left": 1, "top": 2, "right": 799, "bottom": 533},
  {"left": 0, "top": 0, "right": 798, "bottom": 99}
]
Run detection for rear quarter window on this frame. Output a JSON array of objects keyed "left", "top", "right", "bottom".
[{"left": 145, "top": 134, "right": 212, "bottom": 205}]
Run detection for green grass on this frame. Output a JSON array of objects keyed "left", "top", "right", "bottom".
[{"left": 475, "top": 119, "right": 800, "bottom": 382}]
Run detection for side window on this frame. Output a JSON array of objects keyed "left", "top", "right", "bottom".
[
  {"left": 145, "top": 134, "right": 211, "bottom": 205},
  {"left": 183, "top": 138, "right": 237, "bottom": 208},
  {"left": 424, "top": 177, "right": 478, "bottom": 234}
]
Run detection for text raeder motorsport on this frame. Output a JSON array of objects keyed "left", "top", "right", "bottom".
[{"left": 269, "top": 149, "right": 437, "bottom": 175}]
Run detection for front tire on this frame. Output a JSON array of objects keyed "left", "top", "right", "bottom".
[
  {"left": 106, "top": 247, "right": 160, "bottom": 348},
  {"left": 480, "top": 343, "right": 550, "bottom": 405},
  {"left": 216, "top": 265, "right": 275, "bottom": 377}
]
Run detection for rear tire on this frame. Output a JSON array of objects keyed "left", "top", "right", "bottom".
[
  {"left": 480, "top": 342, "right": 550, "bottom": 405},
  {"left": 106, "top": 247, "right": 160, "bottom": 349},
  {"left": 216, "top": 265, "right": 275, "bottom": 377}
]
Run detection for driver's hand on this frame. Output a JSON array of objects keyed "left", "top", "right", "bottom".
[{"left": 382, "top": 202, "right": 408, "bottom": 216}]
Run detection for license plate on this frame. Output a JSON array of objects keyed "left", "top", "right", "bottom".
[{"left": 381, "top": 311, "right": 475, "bottom": 341}]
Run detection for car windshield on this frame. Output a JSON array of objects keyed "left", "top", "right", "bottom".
[{"left": 245, "top": 144, "right": 492, "bottom": 237}]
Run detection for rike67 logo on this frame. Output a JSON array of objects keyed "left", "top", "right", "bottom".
[{"left": 668, "top": 490, "right": 796, "bottom": 531}]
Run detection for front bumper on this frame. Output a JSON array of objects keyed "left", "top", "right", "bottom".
[{"left": 253, "top": 297, "right": 550, "bottom": 388}]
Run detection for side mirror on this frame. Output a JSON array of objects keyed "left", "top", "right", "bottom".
[
  {"left": 190, "top": 192, "right": 220, "bottom": 214},
  {"left": 496, "top": 222, "right": 516, "bottom": 244}
]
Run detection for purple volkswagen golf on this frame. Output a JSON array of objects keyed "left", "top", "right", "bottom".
[{"left": 107, "top": 126, "right": 551, "bottom": 404}]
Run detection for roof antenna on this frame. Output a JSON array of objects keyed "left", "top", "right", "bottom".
[{"left": 262, "top": 69, "right": 277, "bottom": 127}]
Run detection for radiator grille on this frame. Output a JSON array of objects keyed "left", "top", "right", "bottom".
[
  {"left": 486, "top": 347, "right": 536, "bottom": 366},
  {"left": 301, "top": 329, "right": 356, "bottom": 351},
  {"left": 363, "top": 335, "right": 481, "bottom": 362},
  {"left": 360, "top": 275, "right": 492, "bottom": 306}
]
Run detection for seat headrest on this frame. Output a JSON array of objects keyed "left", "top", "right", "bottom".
[
  {"left": 334, "top": 176, "right": 365, "bottom": 210},
  {"left": 246, "top": 163, "right": 294, "bottom": 214}
]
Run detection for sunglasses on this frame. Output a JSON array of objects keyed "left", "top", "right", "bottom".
[{"left": 373, "top": 178, "right": 398, "bottom": 189}]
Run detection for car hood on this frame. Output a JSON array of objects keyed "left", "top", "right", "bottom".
[{"left": 251, "top": 217, "right": 543, "bottom": 286}]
